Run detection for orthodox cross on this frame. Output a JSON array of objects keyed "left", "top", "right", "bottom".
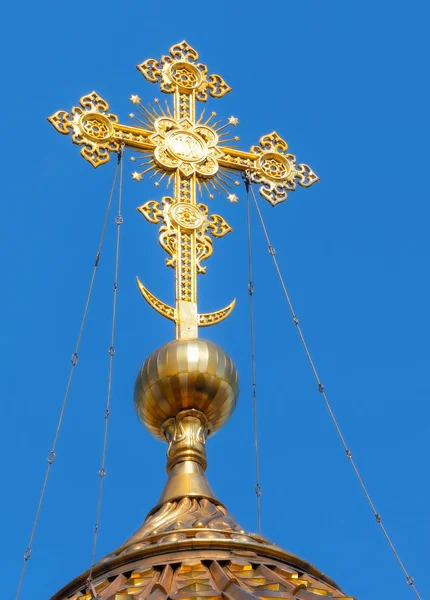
[{"left": 49, "top": 41, "right": 318, "bottom": 339}]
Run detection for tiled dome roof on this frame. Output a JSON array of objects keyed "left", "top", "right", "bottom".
[{"left": 51, "top": 495, "right": 353, "bottom": 600}]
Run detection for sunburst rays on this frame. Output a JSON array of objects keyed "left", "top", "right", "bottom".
[
  {"left": 128, "top": 96, "right": 168, "bottom": 183},
  {"left": 128, "top": 100, "right": 241, "bottom": 201},
  {"left": 197, "top": 110, "right": 241, "bottom": 199}
]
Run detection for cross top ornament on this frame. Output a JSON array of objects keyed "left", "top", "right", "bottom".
[{"left": 49, "top": 41, "right": 319, "bottom": 339}]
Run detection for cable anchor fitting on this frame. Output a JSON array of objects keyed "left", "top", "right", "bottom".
[
  {"left": 47, "top": 450, "right": 56, "bottom": 464},
  {"left": 117, "top": 142, "right": 125, "bottom": 164},
  {"left": 268, "top": 245, "right": 276, "bottom": 256},
  {"left": 318, "top": 383, "right": 324, "bottom": 393},
  {"left": 87, "top": 579, "right": 101, "bottom": 600},
  {"left": 243, "top": 170, "right": 251, "bottom": 192},
  {"left": 255, "top": 483, "right": 262, "bottom": 497},
  {"left": 375, "top": 513, "right": 382, "bottom": 523}
]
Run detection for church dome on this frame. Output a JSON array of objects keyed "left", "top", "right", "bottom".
[{"left": 51, "top": 493, "right": 351, "bottom": 600}]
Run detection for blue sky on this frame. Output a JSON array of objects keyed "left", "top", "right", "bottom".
[{"left": 1, "top": 1, "right": 429, "bottom": 598}]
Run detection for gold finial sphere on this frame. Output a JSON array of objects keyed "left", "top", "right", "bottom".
[{"left": 134, "top": 338, "right": 239, "bottom": 440}]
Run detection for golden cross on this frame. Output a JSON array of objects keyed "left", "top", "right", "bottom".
[{"left": 48, "top": 41, "right": 319, "bottom": 339}]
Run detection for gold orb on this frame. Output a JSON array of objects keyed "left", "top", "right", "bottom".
[{"left": 134, "top": 338, "right": 239, "bottom": 440}]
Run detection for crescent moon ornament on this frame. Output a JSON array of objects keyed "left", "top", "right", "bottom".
[
  {"left": 199, "top": 299, "right": 236, "bottom": 327},
  {"left": 136, "top": 277, "right": 176, "bottom": 322},
  {"left": 136, "top": 277, "right": 235, "bottom": 334}
]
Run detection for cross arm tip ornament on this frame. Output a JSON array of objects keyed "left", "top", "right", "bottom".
[
  {"left": 47, "top": 91, "right": 122, "bottom": 168},
  {"left": 136, "top": 40, "right": 231, "bottom": 102},
  {"left": 48, "top": 90, "right": 157, "bottom": 169},
  {"left": 220, "top": 130, "right": 319, "bottom": 207}
]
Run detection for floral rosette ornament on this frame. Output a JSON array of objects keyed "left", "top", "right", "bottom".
[
  {"left": 150, "top": 116, "right": 223, "bottom": 177},
  {"left": 248, "top": 132, "right": 319, "bottom": 206},
  {"left": 137, "top": 40, "right": 231, "bottom": 101},
  {"left": 48, "top": 92, "right": 120, "bottom": 167}
]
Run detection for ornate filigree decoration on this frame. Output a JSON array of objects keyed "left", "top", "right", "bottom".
[
  {"left": 137, "top": 41, "right": 231, "bottom": 101},
  {"left": 127, "top": 498, "right": 246, "bottom": 545},
  {"left": 137, "top": 197, "right": 177, "bottom": 267},
  {"left": 136, "top": 196, "right": 233, "bottom": 335},
  {"left": 171, "top": 203, "right": 205, "bottom": 230},
  {"left": 137, "top": 197, "right": 231, "bottom": 274},
  {"left": 162, "top": 409, "right": 209, "bottom": 471},
  {"left": 68, "top": 553, "right": 354, "bottom": 600},
  {"left": 247, "top": 132, "right": 319, "bottom": 206},
  {"left": 49, "top": 42, "right": 319, "bottom": 337},
  {"left": 48, "top": 92, "right": 120, "bottom": 167},
  {"left": 149, "top": 115, "right": 222, "bottom": 177}
]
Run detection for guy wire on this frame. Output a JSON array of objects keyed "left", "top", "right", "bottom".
[
  {"left": 245, "top": 177, "right": 262, "bottom": 534},
  {"left": 247, "top": 177, "right": 422, "bottom": 600},
  {"left": 88, "top": 144, "right": 125, "bottom": 588},
  {"left": 15, "top": 156, "right": 122, "bottom": 600}
]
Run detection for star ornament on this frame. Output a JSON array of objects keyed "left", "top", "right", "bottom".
[
  {"left": 228, "top": 116, "right": 239, "bottom": 126},
  {"left": 227, "top": 193, "right": 239, "bottom": 203},
  {"left": 130, "top": 94, "right": 141, "bottom": 104},
  {"left": 132, "top": 171, "right": 143, "bottom": 181}
]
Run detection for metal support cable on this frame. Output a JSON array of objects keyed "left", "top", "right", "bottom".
[
  {"left": 15, "top": 158, "right": 122, "bottom": 600},
  {"left": 245, "top": 177, "right": 262, "bottom": 534},
  {"left": 88, "top": 143, "right": 125, "bottom": 585},
  {"left": 246, "top": 176, "right": 422, "bottom": 600}
]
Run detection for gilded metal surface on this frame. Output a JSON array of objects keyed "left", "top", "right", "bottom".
[
  {"left": 137, "top": 195, "right": 233, "bottom": 337},
  {"left": 156, "top": 460, "right": 217, "bottom": 506},
  {"left": 48, "top": 91, "right": 120, "bottom": 167},
  {"left": 199, "top": 298, "right": 236, "bottom": 326},
  {"left": 162, "top": 409, "right": 209, "bottom": 471},
  {"left": 248, "top": 132, "right": 319, "bottom": 206},
  {"left": 48, "top": 41, "right": 319, "bottom": 335},
  {"left": 51, "top": 549, "right": 354, "bottom": 600},
  {"left": 134, "top": 338, "right": 239, "bottom": 440},
  {"left": 137, "top": 41, "right": 231, "bottom": 101},
  {"left": 125, "top": 497, "right": 244, "bottom": 546}
]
